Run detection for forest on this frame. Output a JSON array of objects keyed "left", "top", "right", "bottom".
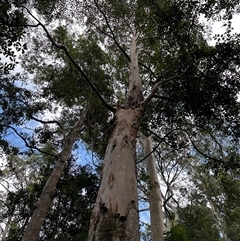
[{"left": 0, "top": 0, "right": 240, "bottom": 241}]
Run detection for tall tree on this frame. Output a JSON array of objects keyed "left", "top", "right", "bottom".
[
  {"left": 1, "top": 1, "right": 240, "bottom": 241},
  {"left": 142, "top": 135, "right": 164, "bottom": 241}
]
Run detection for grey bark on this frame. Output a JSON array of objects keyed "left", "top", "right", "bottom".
[
  {"left": 21, "top": 107, "right": 88, "bottom": 241},
  {"left": 142, "top": 135, "right": 164, "bottom": 241},
  {"left": 87, "top": 33, "right": 143, "bottom": 241}
]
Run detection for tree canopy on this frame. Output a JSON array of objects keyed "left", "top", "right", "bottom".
[{"left": 0, "top": 0, "right": 240, "bottom": 241}]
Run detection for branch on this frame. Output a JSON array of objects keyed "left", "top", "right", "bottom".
[
  {"left": 5, "top": 125, "right": 57, "bottom": 158},
  {"left": 187, "top": 133, "right": 236, "bottom": 169},
  {"left": 30, "top": 116, "right": 64, "bottom": 130},
  {"left": 137, "top": 140, "right": 161, "bottom": 164},
  {"left": 2, "top": 23, "right": 41, "bottom": 28},
  {"left": 153, "top": 95, "right": 176, "bottom": 102},
  {"left": 93, "top": 0, "right": 131, "bottom": 62},
  {"left": 143, "top": 64, "right": 193, "bottom": 107},
  {"left": 143, "top": 127, "right": 181, "bottom": 152},
  {"left": 23, "top": 7, "right": 116, "bottom": 112}
]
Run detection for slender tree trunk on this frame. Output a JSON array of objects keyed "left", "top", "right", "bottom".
[
  {"left": 2, "top": 216, "right": 12, "bottom": 240},
  {"left": 21, "top": 108, "right": 88, "bottom": 241},
  {"left": 87, "top": 33, "right": 144, "bottom": 241},
  {"left": 142, "top": 135, "right": 164, "bottom": 241}
]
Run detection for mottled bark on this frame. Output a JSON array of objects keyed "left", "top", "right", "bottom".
[
  {"left": 88, "top": 108, "right": 143, "bottom": 241},
  {"left": 21, "top": 108, "right": 88, "bottom": 241},
  {"left": 87, "top": 33, "right": 143, "bottom": 241},
  {"left": 142, "top": 135, "right": 164, "bottom": 241}
]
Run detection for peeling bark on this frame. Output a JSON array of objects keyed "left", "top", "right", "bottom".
[
  {"left": 21, "top": 108, "right": 88, "bottom": 241},
  {"left": 142, "top": 135, "right": 164, "bottom": 241}
]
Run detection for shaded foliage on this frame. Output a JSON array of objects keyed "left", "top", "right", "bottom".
[{"left": 2, "top": 156, "right": 98, "bottom": 241}]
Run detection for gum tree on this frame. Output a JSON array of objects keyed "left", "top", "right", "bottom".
[{"left": 2, "top": 1, "right": 240, "bottom": 241}]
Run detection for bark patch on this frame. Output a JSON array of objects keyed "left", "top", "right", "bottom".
[
  {"left": 108, "top": 172, "right": 114, "bottom": 189},
  {"left": 88, "top": 200, "right": 139, "bottom": 241}
]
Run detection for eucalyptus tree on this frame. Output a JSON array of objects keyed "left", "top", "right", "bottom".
[
  {"left": 142, "top": 135, "right": 164, "bottom": 241},
  {"left": 3, "top": 0, "right": 240, "bottom": 241}
]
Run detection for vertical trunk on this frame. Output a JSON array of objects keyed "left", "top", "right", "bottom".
[
  {"left": 88, "top": 108, "right": 143, "bottom": 241},
  {"left": 87, "top": 33, "right": 143, "bottom": 241},
  {"left": 142, "top": 135, "right": 164, "bottom": 241},
  {"left": 2, "top": 216, "right": 12, "bottom": 240},
  {"left": 21, "top": 108, "right": 88, "bottom": 241}
]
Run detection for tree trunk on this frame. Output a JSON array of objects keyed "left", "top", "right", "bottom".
[
  {"left": 21, "top": 108, "right": 88, "bottom": 241},
  {"left": 142, "top": 135, "right": 164, "bottom": 241},
  {"left": 87, "top": 33, "right": 143, "bottom": 241},
  {"left": 2, "top": 216, "right": 12, "bottom": 240}
]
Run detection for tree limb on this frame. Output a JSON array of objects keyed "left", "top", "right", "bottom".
[
  {"left": 93, "top": 0, "right": 131, "bottom": 62},
  {"left": 4, "top": 125, "right": 57, "bottom": 158},
  {"left": 143, "top": 64, "right": 193, "bottom": 107},
  {"left": 23, "top": 7, "right": 116, "bottom": 112}
]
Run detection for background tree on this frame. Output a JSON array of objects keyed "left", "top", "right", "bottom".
[{"left": 0, "top": 154, "right": 98, "bottom": 241}]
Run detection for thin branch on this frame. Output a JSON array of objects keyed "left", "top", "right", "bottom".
[
  {"left": 5, "top": 125, "right": 57, "bottom": 158},
  {"left": 144, "top": 127, "right": 180, "bottom": 152},
  {"left": 3, "top": 23, "right": 40, "bottom": 28},
  {"left": 139, "top": 208, "right": 150, "bottom": 212},
  {"left": 187, "top": 133, "right": 236, "bottom": 169},
  {"left": 23, "top": 7, "right": 116, "bottom": 112},
  {"left": 93, "top": 0, "right": 131, "bottom": 62},
  {"left": 137, "top": 140, "right": 161, "bottom": 164},
  {"left": 143, "top": 64, "right": 193, "bottom": 107},
  {"left": 153, "top": 95, "right": 176, "bottom": 102},
  {"left": 30, "top": 116, "right": 64, "bottom": 130}
]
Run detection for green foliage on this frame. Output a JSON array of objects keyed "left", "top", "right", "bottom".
[
  {"left": 2, "top": 155, "right": 98, "bottom": 241},
  {"left": 0, "top": 0, "right": 28, "bottom": 74},
  {"left": 178, "top": 205, "right": 220, "bottom": 241},
  {"left": 164, "top": 225, "right": 188, "bottom": 241}
]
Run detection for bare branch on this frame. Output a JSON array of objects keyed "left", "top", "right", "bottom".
[
  {"left": 30, "top": 116, "right": 64, "bottom": 130},
  {"left": 153, "top": 95, "right": 176, "bottom": 102},
  {"left": 137, "top": 140, "right": 161, "bottom": 164}
]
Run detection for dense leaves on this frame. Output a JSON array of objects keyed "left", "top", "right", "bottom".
[
  {"left": 0, "top": 0, "right": 28, "bottom": 74},
  {"left": 1, "top": 156, "right": 98, "bottom": 241}
]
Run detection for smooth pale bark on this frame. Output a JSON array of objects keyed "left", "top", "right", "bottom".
[
  {"left": 142, "top": 135, "right": 164, "bottom": 241},
  {"left": 21, "top": 108, "right": 88, "bottom": 241},
  {"left": 87, "top": 33, "right": 143, "bottom": 241},
  {"left": 209, "top": 202, "right": 230, "bottom": 241},
  {"left": 2, "top": 216, "right": 12, "bottom": 240}
]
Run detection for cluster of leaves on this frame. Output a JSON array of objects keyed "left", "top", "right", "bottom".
[
  {"left": 0, "top": 0, "right": 28, "bottom": 74},
  {"left": 164, "top": 225, "right": 188, "bottom": 241},
  {"left": 1, "top": 154, "right": 98, "bottom": 241}
]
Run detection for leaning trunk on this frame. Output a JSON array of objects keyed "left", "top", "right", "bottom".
[
  {"left": 87, "top": 33, "right": 143, "bottom": 241},
  {"left": 142, "top": 135, "right": 164, "bottom": 241},
  {"left": 21, "top": 108, "right": 88, "bottom": 241}
]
